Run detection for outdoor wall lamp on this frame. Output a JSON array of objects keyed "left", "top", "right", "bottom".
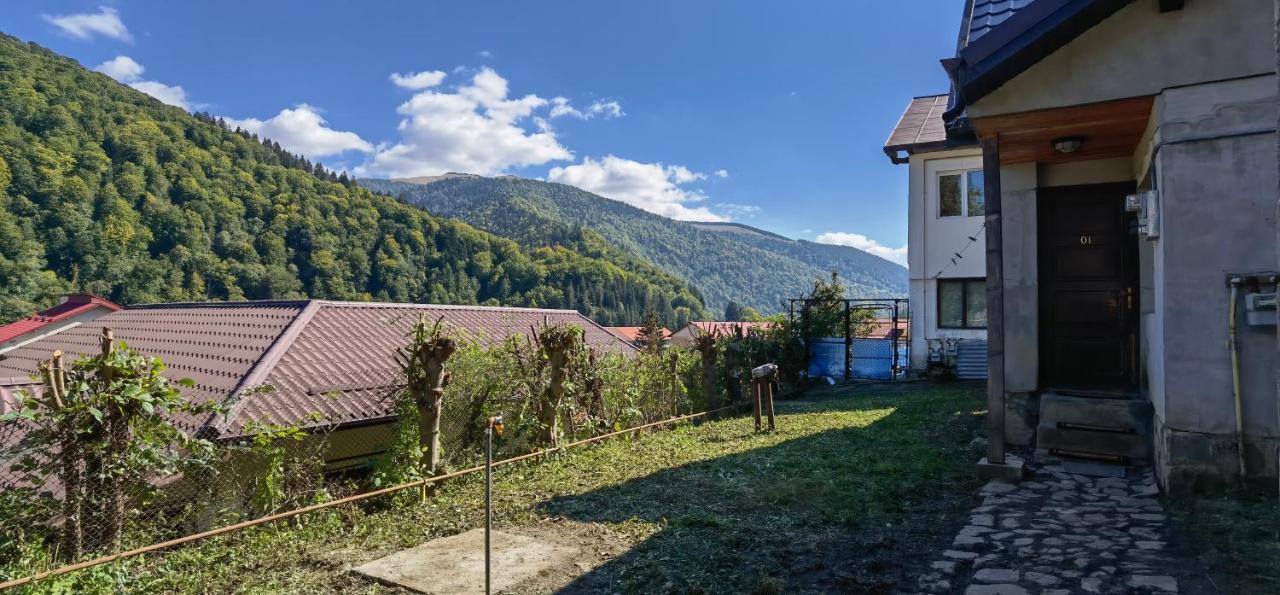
[{"left": 1052, "top": 136, "right": 1085, "bottom": 154}]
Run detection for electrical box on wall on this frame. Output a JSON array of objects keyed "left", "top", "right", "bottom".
[
  {"left": 1245, "top": 292, "right": 1277, "bottom": 326},
  {"left": 1126, "top": 190, "right": 1159, "bottom": 240}
]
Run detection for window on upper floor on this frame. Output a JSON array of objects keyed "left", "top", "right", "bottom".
[{"left": 939, "top": 169, "right": 985, "bottom": 218}]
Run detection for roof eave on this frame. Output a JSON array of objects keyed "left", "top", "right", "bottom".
[{"left": 942, "top": 0, "right": 1135, "bottom": 130}]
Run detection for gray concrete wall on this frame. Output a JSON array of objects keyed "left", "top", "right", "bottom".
[
  {"left": 1149, "top": 75, "right": 1279, "bottom": 489},
  {"left": 1146, "top": 75, "right": 1274, "bottom": 491},
  {"left": 969, "top": 0, "right": 1274, "bottom": 119}
]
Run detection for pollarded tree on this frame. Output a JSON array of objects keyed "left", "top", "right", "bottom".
[{"left": 535, "top": 323, "right": 583, "bottom": 446}]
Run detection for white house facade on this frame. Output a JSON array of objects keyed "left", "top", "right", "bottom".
[{"left": 886, "top": 96, "right": 988, "bottom": 378}]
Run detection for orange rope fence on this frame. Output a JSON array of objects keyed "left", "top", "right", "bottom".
[{"left": 0, "top": 403, "right": 743, "bottom": 591}]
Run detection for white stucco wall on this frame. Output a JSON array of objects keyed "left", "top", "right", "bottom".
[{"left": 906, "top": 147, "right": 987, "bottom": 370}]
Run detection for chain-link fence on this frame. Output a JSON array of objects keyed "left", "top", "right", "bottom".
[{"left": 0, "top": 341, "right": 707, "bottom": 579}]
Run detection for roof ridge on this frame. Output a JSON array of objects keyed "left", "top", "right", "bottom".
[
  {"left": 311, "top": 299, "right": 584, "bottom": 314},
  {"left": 202, "top": 300, "right": 324, "bottom": 436},
  {"left": 127, "top": 299, "right": 315, "bottom": 310}
]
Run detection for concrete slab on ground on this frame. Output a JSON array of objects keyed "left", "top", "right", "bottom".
[{"left": 351, "top": 528, "right": 585, "bottom": 594}]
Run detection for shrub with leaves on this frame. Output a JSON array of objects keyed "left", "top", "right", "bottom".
[{"left": 0, "top": 331, "right": 219, "bottom": 558}]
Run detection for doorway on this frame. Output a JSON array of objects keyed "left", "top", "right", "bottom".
[{"left": 1037, "top": 182, "right": 1139, "bottom": 389}]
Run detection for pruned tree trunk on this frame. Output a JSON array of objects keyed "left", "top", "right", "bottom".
[
  {"left": 420, "top": 347, "right": 453, "bottom": 476},
  {"left": 98, "top": 329, "right": 128, "bottom": 553},
  {"left": 693, "top": 333, "right": 719, "bottom": 416},
  {"left": 542, "top": 345, "right": 568, "bottom": 446},
  {"left": 397, "top": 316, "right": 456, "bottom": 502},
  {"left": 536, "top": 324, "right": 582, "bottom": 447},
  {"left": 43, "top": 352, "right": 82, "bottom": 560}
]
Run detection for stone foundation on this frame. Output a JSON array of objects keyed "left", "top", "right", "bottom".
[
  {"left": 1154, "top": 415, "right": 1280, "bottom": 495},
  {"left": 1004, "top": 391, "right": 1039, "bottom": 446}
]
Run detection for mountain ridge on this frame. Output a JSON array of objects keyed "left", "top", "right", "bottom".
[
  {"left": 0, "top": 34, "right": 707, "bottom": 327},
  {"left": 359, "top": 176, "right": 907, "bottom": 314}
]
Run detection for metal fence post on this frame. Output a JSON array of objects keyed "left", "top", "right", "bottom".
[{"left": 843, "top": 301, "right": 852, "bottom": 382}]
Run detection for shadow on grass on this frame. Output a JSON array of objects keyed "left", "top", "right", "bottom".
[{"left": 542, "top": 387, "right": 984, "bottom": 594}]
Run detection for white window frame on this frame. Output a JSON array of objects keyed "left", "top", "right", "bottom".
[{"left": 936, "top": 168, "right": 984, "bottom": 219}]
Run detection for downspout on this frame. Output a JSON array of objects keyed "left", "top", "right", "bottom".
[{"left": 1228, "top": 278, "right": 1246, "bottom": 480}]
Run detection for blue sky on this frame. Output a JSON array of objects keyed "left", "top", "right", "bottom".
[{"left": 3, "top": 1, "right": 964, "bottom": 265}]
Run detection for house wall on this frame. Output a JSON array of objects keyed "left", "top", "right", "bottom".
[
  {"left": 1146, "top": 74, "right": 1279, "bottom": 491},
  {"left": 906, "top": 147, "right": 987, "bottom": 371},
  {"left": 968, "top": 0, "right": 1273, "bottom": 119}
]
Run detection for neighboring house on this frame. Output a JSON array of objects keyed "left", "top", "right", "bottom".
[
  {"left": 604, "top": 326, "right": 671, "bottom": 349},
  {"left": 0, "top": 300, "right": 635, "bottom": 470},
  {"left": 668, "top": 321, "right": 773, "bottom": 347},
  {"left": 0, "top": 294, "right": 121, "bottom": 355},
  {"left": 906, "top": 0, "right": 1276, "bottom": 491},
  {"left": 885, "top": 95, "right": 988, "bottom": 379}
]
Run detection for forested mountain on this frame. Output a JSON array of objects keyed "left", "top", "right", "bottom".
[
  {"left": 0, "top": 34, "right": 707, "bottom": 327},
  {"left": 688, "top": 222, "right": 907, "bottom": 295},
  {"left": 360, "top": 176, "right": 907, "bottom": 314}
]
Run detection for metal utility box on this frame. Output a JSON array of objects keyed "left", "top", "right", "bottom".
[{"left": 1244, "top": 291, "right": 1277, "bottom": 326}]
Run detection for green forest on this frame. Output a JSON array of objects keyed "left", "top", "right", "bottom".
[
  {"left": 0, "top": 34, "right": 707, "bottom": 327},
  {"left": 360, "top": 176, "right": 907, "bottom": 314}
]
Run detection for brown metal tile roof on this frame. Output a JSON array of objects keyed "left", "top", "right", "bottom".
[
  {"left": 0, "top": 300, "right": 634, "bottom": 437},
  {"left": 883, "top": 94, "right": 953, "bottom": 164}
]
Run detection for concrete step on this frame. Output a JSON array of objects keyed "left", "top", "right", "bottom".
[
  {"left": 1036, "top": 423, "right": 1151, "bottom": 461},
  {"left": 1039, "top": 393, "right": 1152, "bottom": 431}
]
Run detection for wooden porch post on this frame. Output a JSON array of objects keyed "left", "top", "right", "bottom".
[{"left": 983, "top": 135, "right": 1007, "bottom": 466}]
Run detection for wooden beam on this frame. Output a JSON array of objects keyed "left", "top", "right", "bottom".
[
  {"left": 971, "top": 96, "right": 1154, "bottom": 165},
  {"left": 983, "top": 136, "right": 1007, "bottom": 466}
]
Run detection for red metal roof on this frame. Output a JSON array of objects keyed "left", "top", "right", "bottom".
[
  {"left": 0, "top": 300, "right": 634, "bottom": 437},
  {"left": 604, "top": 326, "right": 671, "bottom": 342},
  {"left": 0, "top": 294, "right": 122, "bottom": 345}
]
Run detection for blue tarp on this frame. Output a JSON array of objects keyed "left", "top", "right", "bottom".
[{"left": 807, "top": 337, "right": 906, "bottom": 380}]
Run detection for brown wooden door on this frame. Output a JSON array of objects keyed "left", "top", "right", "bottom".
[{"left": 1038, "top": 183, "right": 1138, "bottom": 389}]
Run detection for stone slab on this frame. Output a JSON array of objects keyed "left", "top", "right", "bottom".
[
  {"left": 351, "top": 528, "right": 583, "bottom": 594},
  {"left": 1062, "top": 460, "right": 1127, "bottom": 478},
  {"left": 977, "top": 455, "right": 1027, "bottom": 482}
]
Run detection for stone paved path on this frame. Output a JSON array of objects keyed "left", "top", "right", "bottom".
[{"left": 916, "top": 460, "right": 1181, "bottom": 594}]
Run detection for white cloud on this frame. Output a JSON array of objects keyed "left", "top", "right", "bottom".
[
  {"left": 815, "top": 232, "right": 908, "bottom": 265},
  {"left": 358, "top": 67, "right": 573, "bottom": 178},
  {"left": 128, "top": 80, "right": 190, "bottom": 109},
  {"left": 478, "top": 50, "right": 493, "bottom": 58},
  {"left": 94, "top": 55, "right": 189, "bottom": 109},
  {"left": 713, "top": 169, "right": 729, "bottom": 178},
  {"left": 44, "top": 6, "right": 131, "bottom": 42},
  {"left": 548, "top": 155, "right": 726, "bottom": 222},
  {"left": 225, "top": 105, "right": 373, "bottom": 158},
  {"left": 95, "top": 55, "right": 144, "bottom": 81},
  {"left": 389, "top": 70, "right": 447, "bottom": 90},
  {"left": 716, "top": 203, "right": 760, "bottom": 218},
  {"left": 549, "top": 97, "right": 624, "bottom": 120}
]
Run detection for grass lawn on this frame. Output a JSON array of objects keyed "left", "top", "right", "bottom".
[
  {"left": 21, "top": 382, "right": 985, "bottom": 594},
  {"left": 1173, "top": 492, "right": 1280, "bottom": 595}
]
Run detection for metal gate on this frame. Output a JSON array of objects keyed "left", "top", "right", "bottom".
[{"left": 787, "top": 298, "right": 909, "bottom": 381}]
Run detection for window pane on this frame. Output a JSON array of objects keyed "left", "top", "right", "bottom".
[
  {"left": 965, "top": 280, "right": 988, "bottom": 328},
  {"left": 939, "top": 281, "right": 964, "bottom": 327},
  {"left": 939, "top": 174, "right": 962, "bottom": 217},
  {"left": 967, "top": 170, "right": 985, "bottom": 216}
]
